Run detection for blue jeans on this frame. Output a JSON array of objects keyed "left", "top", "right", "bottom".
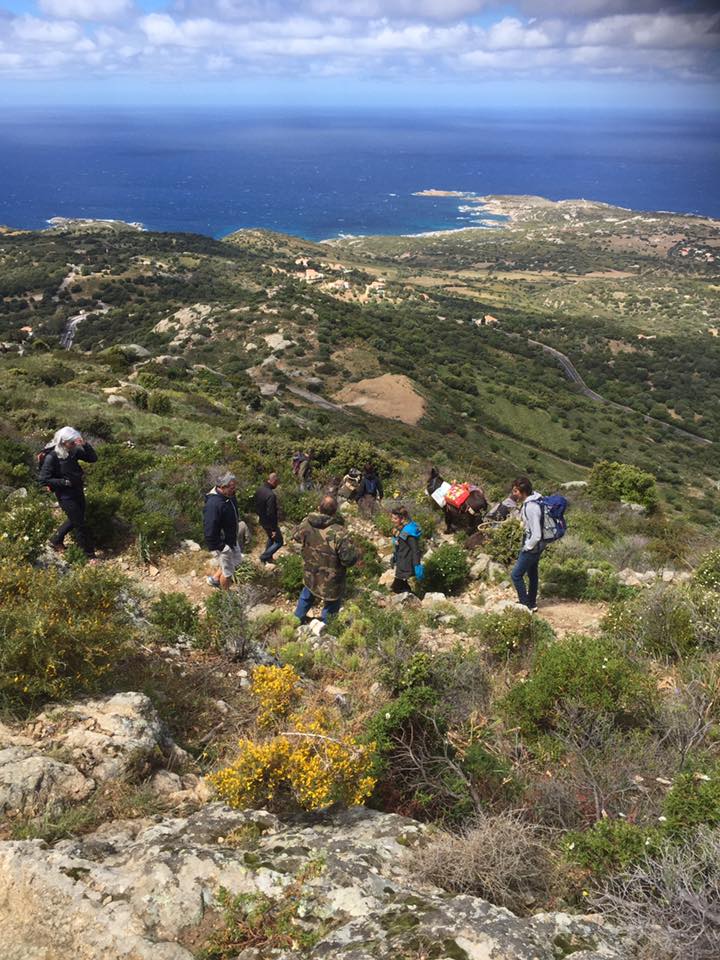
[
  {"left": 511, "top": 546, "right": 544, "bottom": 608},
  {"left": 294, "top": 586, "right": 342, "bottom": 624},
  {"left": 260, "top": 526, "right": 284, "bottom": 562}
]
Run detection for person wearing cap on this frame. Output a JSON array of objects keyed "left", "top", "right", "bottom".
[
  {"left": 38, "top": 426, "right": 98, "bottom": 559},
  {"left": 203, "top": 471, "right": 242, "bottom": 589}
]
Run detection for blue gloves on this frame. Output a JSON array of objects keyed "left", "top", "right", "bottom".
[{"left": 414, "top": 563, "right": 425, "bottom": 581}]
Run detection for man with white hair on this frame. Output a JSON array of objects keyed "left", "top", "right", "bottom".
[
  {"left": 38, "top": 426, "right": 98, "bottom": 559},
  {"left": 203, "top": 471, "right": 242, "bottom": 589}
]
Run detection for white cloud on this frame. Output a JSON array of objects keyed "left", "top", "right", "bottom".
[
  {"left": 12, "top": 16, "right": 82, "bottom": 44},
  {"left": 569, "top": 13, "right": 718, "bottom": 49},
  {"left": 39, "top": 0, "right": 133, "bottom": 21},
  {"left": 0, "top": 3, "right": 718, "bottom": 85},
  {"left": 486, "top": 16, "right": 553, "bottom": 49}
]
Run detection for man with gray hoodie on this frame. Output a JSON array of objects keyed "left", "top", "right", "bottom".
[{"left": 510, "top": 476, "right": 545, "bottom": 612}]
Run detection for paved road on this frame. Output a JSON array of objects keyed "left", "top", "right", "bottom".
[{"left": 497, "top": 330, "right": 712, "bottom": 447}]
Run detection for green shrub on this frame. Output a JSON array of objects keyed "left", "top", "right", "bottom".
[
  {"left": 279, "top": 490, "right": 317, "bottom": 524},
  {"left": 603, "top": 584, "right": 720, "bottom": 659},
  {"left": 277, "top": 639, "right": 319, "bottom": 677},
  {"left": 350, "top": 535, "right": 384, "bottom": 581},
  {"left": 571, "top": 511, "right": 616, "bottom": 547},
  {"left": 588, "top": 460, "right": 659, "bottom": 513},
  {"left": 468, "top": 608, "right": 554, "bottom": 660},
  {"left": 199, "top": 589, "right": 252, "bottom": 657},
  {"left": 542, "top": 557, "right": 626, "bottom": 602},
  {"left": 131, "top": 388, "right": 149, "bottom": 410},
  {"left": 147, "top": 391, "right": 173, "bottom": 415},
  {"left": 84, "top": 487, "right": 124, "bottom": 548},
  {"left": 411, "top": 506, "right": 439, "bottom": 539},
  {"left": 304, "top": 436, "right": 393, "bottom": 480},
  {"left": 0, "top": 562, "right": 135, "bottom": 706},
  {"left": 149, "top": 592, "right": 199, "bottom": 644},
  {"left": 0, "top": 496, "right": 55, "bottom": 563},
  {"left": 0, "top": 437, "right": 32, "bottom": 486},
  {"left": 277, "top": 554, "right": 304, "bottom": 600},
  {"left": 135, "top": 510, "right": 177, "bottom": 554},
  {"left": 374, "top": 511, "right": 394, "bottom": 537},
  {"left": 484, "top": 520, "right": 523, "bottom": 566},
  {"left": 424, "top": 543, "right": 470, "bottom": 595},
  {"left": 565, "top": 819, "right": 661, "bottom": 878},
  {"left": 663, "top": 765, "right": 720, "bottom": 837},
  {"left": 502, "top": 634, "right": 657, "bottom": 737},
  {"left": 695, "top": 550, "right": 720, "bottom": 593}
]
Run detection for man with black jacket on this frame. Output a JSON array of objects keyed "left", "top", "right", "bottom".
[
  {"left": 38, "top": 426, "right": 97, "bottom": 559},
  {"left": 203, "top": 471, "right": 242, "bottom": 589},
  {"left": 255, "top": 472, "right": 283, "bottom": 564}
]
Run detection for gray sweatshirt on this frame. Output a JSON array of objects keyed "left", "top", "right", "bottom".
[{"left": 520, "top": 492, "right": 543, "bottom": 551}]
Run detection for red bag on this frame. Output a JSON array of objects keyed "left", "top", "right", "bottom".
[{"left": 445, "top": 482, "right": 470, "bottom": 508}]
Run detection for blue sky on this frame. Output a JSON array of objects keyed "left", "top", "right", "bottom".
[{"left": 0, "top": 0, "right": 718, "bottom": 109}]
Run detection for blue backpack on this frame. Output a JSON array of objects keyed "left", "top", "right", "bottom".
[
  {"left": 540, "top": 494, "right": 568, "bottom": 542},
  {"left": 364, "top": 475, "right": 378, "bottom": 496}
]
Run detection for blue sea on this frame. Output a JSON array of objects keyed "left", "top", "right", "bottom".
[{"left": 0, "top": 108, "right": 718, "bottom": 240}]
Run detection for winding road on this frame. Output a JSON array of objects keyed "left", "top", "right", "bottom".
[{"left": 498, "top": 330, "right": 712, "bottom": 447}]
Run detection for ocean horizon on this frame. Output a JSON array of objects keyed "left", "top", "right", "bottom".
[{"left": 1, "top": 107, "right": 718, "bottom": 241}]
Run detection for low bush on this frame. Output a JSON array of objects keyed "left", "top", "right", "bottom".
[
  {"left": 502, "top": 634, "right": 657, "bottom": 738},
  {"left": 411, "top": 812, "right": 557, "bottom": 914},
  {"left": 0, "top": 562, "right": 135, "bottom": 706},
  {"left": 695, "top": 549, "right": 720, "bottom": 593},
  {"left": 0, "top": 495, "right": 55, "bottom": 563},
  {"left": 565, "top": 819, "right": 661, "bottom": 878},
  {"left": 484, "top": 519, "right": 523, "bottom": 567},
  {"left": 277, "top": 553, "right": 304, "bottom": 600},
  {"left": 348, "top": 535, "right": 383, "bottom": 581},
  {"left": 604, "top": 584, "right": 720, "bottom": 659},
  {"left": 468, "top": 607, "right": 554, "bottom": 660},
  {"left": 200, "top": 587, "right": 255, "bottom": 659},
  {"left": 374, "top": 511, "right": 394, "bottom": 537},
  {"left": 365, "top": 684, "right": 470, "bottom": 820},
  {"left": 251, "top": 664, "right": 302, "bottom": 728},
  {"left": 592, "top": 827, "right": 720, "bottom": 960},
  {"left": 0, "top": 436, "right": 32, "bottom": 486},
  {"left": 571, "top": 510, "right": 617, "bottom": 547},
  {"left": 149, "top": 592, "right": 199, "bottom": 644},
  {"left": 588, "top": 460, "right": 659, "bottom": 513},
  {"left": 208, "top": 667, "right": 375, "bottom": 813},
  {"left": 424, "top": 543, "right": 469, "bottom": 595},
  {"left": 147, "top": 390, "right": 173, "bottom": 414},
  {"left": 542, "top": 557, "right": 627, "bottom": 602},
  {"left": 662, "top": 764, "right": 720, "bottom": 837},
  {"left": 279, "top": 489, "right": 317, "bottom": 524}
]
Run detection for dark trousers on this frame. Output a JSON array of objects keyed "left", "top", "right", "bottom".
[
  {"left": 294, "top": 586, "right": 342, "bottom": 624},
  {"left": 511, "top": 546, "right": 544, "bottom": 608},
  {"left": 53, "top": 494, "right": 95, "bottom": 558},
  {"left": 259, "top": 525, "right": 284, "bottom": 562},
  {"left": 392, "top": 577, "right": 412, "bottom": 594}
]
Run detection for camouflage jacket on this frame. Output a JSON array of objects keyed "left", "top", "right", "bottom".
[{"left": 294, "top": 513, "right": 358, "bottom": 601}]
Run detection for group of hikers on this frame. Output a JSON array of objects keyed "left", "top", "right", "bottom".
[{"left": 38, "top": 426, "right": 559, "bottom": 623}]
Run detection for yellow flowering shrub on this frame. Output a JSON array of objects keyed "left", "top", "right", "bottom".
[
  {"left": 209, "top": 695, "right": 376, "bottom": 813},
  {"left": 252, "top": 664, "right": 302, "bottom": 727},
  {"left": 0, "top": 561, "right": 135, "bottom": 706}
]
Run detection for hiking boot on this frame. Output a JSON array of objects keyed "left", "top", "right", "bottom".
[
  {"left": 206, "top": 575, "right": 220, "bottom": 589},
  {"left": 50, "top": 542, "right": 66, "bottom": 554}
]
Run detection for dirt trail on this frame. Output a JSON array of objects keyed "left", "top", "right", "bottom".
[{"left": 533, "top": 599, "right": 607, "bottom": 637}]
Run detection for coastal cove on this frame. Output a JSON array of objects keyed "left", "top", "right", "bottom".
[{"left": 1, "top": 108, "right": 719, "bottom": 240}]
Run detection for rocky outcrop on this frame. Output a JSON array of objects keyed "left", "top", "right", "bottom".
[
  {"left": 0, "top": 694, "right": 188, "bottom": 821},
  {"left": 0, "top": 804, "right": 636, "bottom": 960},
  {"left": 0, "top": 747, "right": 94, "bottom": 818}
]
